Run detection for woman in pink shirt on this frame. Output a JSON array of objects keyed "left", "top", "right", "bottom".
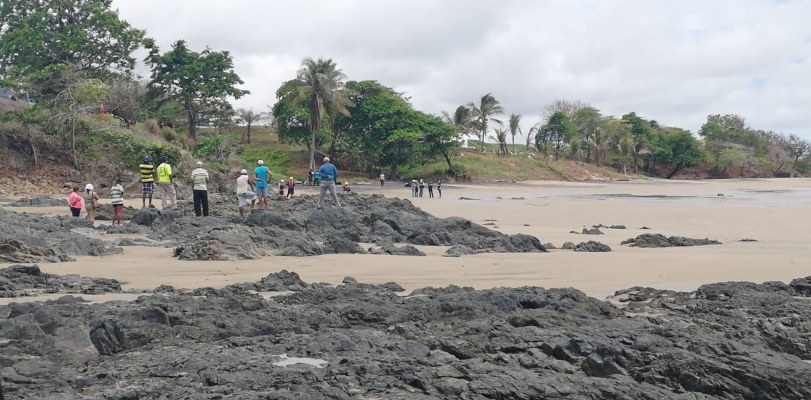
[{"left": 68, "top": 186, "right": 82, "bottom": 217}]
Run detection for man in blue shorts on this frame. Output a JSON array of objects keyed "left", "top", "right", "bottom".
[
  {"left": 139, "top": 156, "right": 156, "bottom": 208},
  {"left": 254, "top": 159, "right": 271, "bottom": 209}
]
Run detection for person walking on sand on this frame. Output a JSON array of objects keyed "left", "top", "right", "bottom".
[
  {"left": 68, "top": 186, "right": 82, "bottom": 217},
  {"left": 191, "top": 161, "right": 210, "bottom": 217},
  {"left": 307, "top": 169, "right": 314, "bottom": 186},
  {"left": 411, "top": 180, "right": 418, "bottom": 197},
  {"left": 139, "top": 156, "right": 156, "bottom": 209},
  {"left": 254, "top": 160, "right": 271, "bottom": 210},
  {"left": 313, "top": 170, "right": 321, "bottom": 186},
  {"left": 437, "top": 180, "right": 442, "bottom": 198},
  {"left": 317, "top": 156, "right": 341, "bottom": 208},
  {"left": 428, "top": 181, "right": 434, "bottom": 198},
  {"left": 156, "top": 157, "right": 177, "bottom": 209},
  {"left": 84, "top": 184, "right": 99, "bottom": 226},
  {"left": 419, "top": 179, "right": 425, "bottom": 198},
  {"left": 379, "top": 172, "right": 385, "bottom": 186},
  {"left": 110, "top": 178, "right": 125, "bottom": 226},
  {"left": 286, "top": 177, "right": 295, "bottom": 198},
  {"left": 236, "top": 169, "right": 257, "bottom": 220}
]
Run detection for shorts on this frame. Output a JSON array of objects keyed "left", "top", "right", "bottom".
[
  {"left": 255, "top": 187, "right": 269, "bottom": 197},
  {"left": 238, "top": 192, "right": 257, "bottom": 207},
  {"left": 142, "top": 182, "right": 154, "bottom": 195}
]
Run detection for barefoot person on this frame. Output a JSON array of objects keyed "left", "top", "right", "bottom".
[
  {"left": 286, "top": 177, "right": 295, "bottom": 198},
  {"left": 156, "top": 157, "right": 177, "bottom": 209},
  {"left": 139, "top": 156, "right": 156, "bottom": 209},
  {"left": 236, "top": 169, "right": 257, "bottom": 220},
  {"left": 68, "top": 186, "right": 82, "bottom": 217},
  {"left": 110, "top": 178, "right": 124, "bottom": 226},
  {"left": 191, "top": 161, "right": 210, "bottom": 217},
  {"left": 84, "top": 184, "right": 99, "bottom": 227},
  {"left": 317, "top": 157, "right": 341, "bottom": 208},
  {"left": 254, "top": 160, "right": 271, "bottom": 209}
]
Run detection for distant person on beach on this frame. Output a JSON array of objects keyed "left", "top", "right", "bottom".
[
  {"left": 110, "top": 178, "right": 124, "bottom": 226},
  {"left": 307, "top": 169, "right": 314, "bottom": 185},
  {"left": 343, "top": 181, "right": 351, "bottom": 192},
  {"left": 191, "top": 161, "right": 209, "bottom": 217},
  {"left": 419, "top": 179, "right": 425, "bottom": 197},
  {"left": 287, "top": 177, "right": 295, "bottom": 198},
  {"left": 254, "top": 160, "right": 271, "bottom": 209},
  {"left": 428, "top": 181, "right": 434, "bottom": 198},
  {"left": 68, "top": 186, "right": 82, "bottom": 217},
  {"left": 236, "top": 169, "right": 257, "bottom": 220},
  {"left": 437, "top": 180, "right": 442, "bottom": 198},
  {"left": 279, "top": 179, "right": 286, "bottom": 197},
  {"left": 84, "top": 184, "right": 99, "bottom": 226},
  {"left": 313, "top": 170, "right": 321, "bottom": 186},
  {"left": 317, "top": 156, "right": 341, "bottom": 208},
  {"left": 156, "top": 157, "right": 176, "bottom": 209},
  {"left": 379, "top": 172, "right": 385, "bottom": 186},
  {"left": 139, "top": 156, "right": 156, "bottom": 209},
  {"left": 411, "top": 180, "right": 418, "bottom": 197}
]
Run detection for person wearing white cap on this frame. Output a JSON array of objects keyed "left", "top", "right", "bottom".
[
  {"left": 317, "top": 156, "right": 341, "bottom": 208},
  {"left": 83, "top": 183, "right": 99, "bottom": 226},
  {"left": 191, "top": 161, "right": 210, "bottom": 217},
  {"left": 253, "top": 159, "right": 271, "bottom": 209},
  {"left": 236, "top": 169, "right": 257, "bottom": 219}
]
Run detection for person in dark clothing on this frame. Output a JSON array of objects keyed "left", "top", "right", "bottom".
[
  {"left": 191, "top": 161, "right": 210, "bottom": 217},
  {"left": 428, "top": 181, "right": 434, "bottom": 198},
  {"left": 437, "top": 180, "right": 442, "bottom": 198},
  {"left": 418, "top": 179, "right": 425, "bottom": 197}
]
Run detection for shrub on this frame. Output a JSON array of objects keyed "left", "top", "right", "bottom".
[
  {"left": 101, "top": 128, "right": 181, "bottom": 166},
  {"left": 146, "top": 119, "right": 160, "bottom": 135},
  {"left": 161, "top": 127, "right": 177, "bottom": 142}
]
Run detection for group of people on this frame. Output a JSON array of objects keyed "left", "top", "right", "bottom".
[
  {"left": 410, "top": 179, "right": 441, "bottom": 198},
  {"left": 68, "top": 179, "right": 126, "bottom": 227}
]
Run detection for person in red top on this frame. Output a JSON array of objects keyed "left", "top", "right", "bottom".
[{"left": 68, "top": 186, "right": 82, "bottom": 217}]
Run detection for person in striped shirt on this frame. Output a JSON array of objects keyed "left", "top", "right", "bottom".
[
  {"left": 191, "top": 161, "right": 210, "bottom": 217},
  {"left": 110, "top": 178, "right": 125, "bottom": 226},
  {"left": 139, "top": 156, "right": 156, "bottom": 209}
]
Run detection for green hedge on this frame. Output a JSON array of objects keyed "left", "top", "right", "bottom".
[{"left": 101, "top": 128, "right": 181, "bottom": 166}]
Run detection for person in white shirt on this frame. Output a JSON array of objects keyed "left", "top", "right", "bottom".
[
  {"left": 236, "top": 169, "right": 257, "bottom": 219},
  {"left": 191, "top": 161, "right": 210, "bottom": 217},
  {"left": 379, "top": 172, "right": 385, "bottom": 186}
]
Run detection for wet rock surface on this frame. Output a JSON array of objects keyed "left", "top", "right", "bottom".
[
  {"left": 1, "top": 269, "right": 810, "bottom": 399},
  {"left": 0, "top": 264, "right": 122, "bottom": 298},
  {"left": 621, "top": 233, "right": 722, "bottom": 247},
  {"left": 572, "top": 241, "right": 612, "bottom": 252},
  {"left": 7, "top": 196, "right": 67, "bottom": 207}
]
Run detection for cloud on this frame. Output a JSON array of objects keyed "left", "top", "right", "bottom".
[{"left": 113, "top": 0, "right": 811, "bottom": 140}]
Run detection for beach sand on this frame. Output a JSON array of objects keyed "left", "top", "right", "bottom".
[{"left": 3, "top": 178, "right": 810, "bottom": 301}]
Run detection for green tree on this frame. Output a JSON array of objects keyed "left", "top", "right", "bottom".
[
  {"left": 144, "top": 40, "right": 248, "bottom": 138},
  {"left": 536, "top": 111, "right": 575, "bottom": 160},
  {"left": 662, "top": 129, "right": 705, "bottom": 179},
  {"left": 0, "top": 105, "right": 47, "bottom": 166},
  {"left": 442, "top": 105, "right": 477, "bottom": 141},
  {"left": 470, "top": 93, "right": 504, "bottom": 151},
  {"left": 508, "top": 114, "right": 521, "bottom": 156},
  {"left": 490, "top": 127, "right": 509, "bottom": 157},
  {"left": 0, "top": 0, "right": 144, "bottom": 79},
  {"left": 236, "top": 107, "right": 263, "bottom": 144},
  {"left": 572, "top": 107, "right": 603, "bottom": 163},
  {"left": 281, "top": 58, "right": 354, "bottom": 170}
]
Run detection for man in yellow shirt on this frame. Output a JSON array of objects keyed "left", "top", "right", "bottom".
[
  {"left": 139, "top": 156, "right": 156, "bottom": 208},
  {"left": 156, "top": 157, "right": 177, "bottom": 210}
]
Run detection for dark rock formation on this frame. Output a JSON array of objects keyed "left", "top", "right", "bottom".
[
  {"left": 581, "top": 227, "right": 604, "bottom": 235},
  {"left": 0, "top": 264, "right": 121, "bottom": 298},
  {"left": 1, "top": 271, "right": 810, "bottom": 399},
  {"left": 370, "top": 244, "right": 426, "bottom": 256},
  {"left": 572, "top": 241, "right": 612, "bottom": 252},
  {"left": 7, "top": 196, "right": 67, "bottom": 207},
  {"left": 561, "top": 241, "right": 576, "bottom": 250},
  {"left": 621, "top": 233, "right": 722, "bottom": 247}
]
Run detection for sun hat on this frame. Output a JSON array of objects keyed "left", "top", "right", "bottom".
[
  {"left": 196, "top": 161, "right": 203, "bottom": 166},
  {"left": 85, "top": 183, "right": 94, "bottom": 191},
  {"left": 257, "top": 160, "right": 264, "bottom": 165},
  {"left": 240, "top": 169, "right": 247, "bottom": 174},
  {"left": 289, "top": 177, "right": 293, "bottom": 180},
  {"left": 323, "top": 157, "right": 330, "bottom": 162}
]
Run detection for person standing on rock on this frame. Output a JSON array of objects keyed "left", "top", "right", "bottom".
[
  {"left": 313, "top": 170, "right": 321, "bottom": 186},
  {"left": 254, "top": 160, "right": 271, "bottom": 210},
  {"left": 437, "top": 180, "right": 442, "bottom": 198},
  {"left": 139, "top": 156, "right": 156, "bottom": 209},
  {"left": 278, "top": 179, "right": 286, "bottom": 197},
  {"left": 191, "top": 161, "right": 210, "bottom": 217},
  {"left": 236, "top": 169, "right": 257, "bottom": 220},
  {"left": 156, "top": 157, "right": 177, "bottom": 210},
  {"left": 317, "top": 156, "right": 341, "bottom": 208},
  {"left": 84, "top": 183, "right": 99, "bottom": 227},
  {"left": 428, "top": 181, "right": 434, "bottom": 198},
  {"left": 68, "top": 186, "right": 82, "bottom": 217},
  {"left": 379, "top": 172, "right": 385, "bottom": 186},
  {"left": 419, "top": 179, "right": 425, "bottom": 197},
  {"left": 110, "top": 178, "right": 124, "bottom": 226},
  {"left": 287, "top": 177, "right": 295, "bottom": 198}
]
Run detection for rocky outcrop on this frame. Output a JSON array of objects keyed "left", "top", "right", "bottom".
[
  {"left": 572, "top": 241, "right": 612, "bottom": 252},
  {"left": 7, "top": 196, "right": 67, "bottom": 207},
  {"left": 0, "top": 264, "right": 122, "bottom": 298},
  {"left": 0, "top": 271, "right": 810, "bottom": 399},
  {"left": 371, "top": 244, "right": 426, "bottom": 256},
  {"left": 621, "top": 233, "right": 722, "bottom": 247}
]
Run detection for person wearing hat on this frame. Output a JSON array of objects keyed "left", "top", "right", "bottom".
[
  {"left": 253, "top": 159, "right": 271, "bottom": 209},
  {"left": 343, "top": 181, "right": 351, "bottom": 192},
  {"left": 191, "top": 161, "right": 210, "bottom": 217},
  {"left": 278, "top": 179, "right": 286, "bottom": 197},
  {"left": 83, "top": 183, "right": 99, "bottom": 226},
  {"left": 236, "top": 169, "right": 257, "bottom": 220},
  {"left": 418, "top": 179, "right": 425, "bottom": 198},
  {"left": 139, "top": 156, "right": 156, "bottom": 209},
  {"left": 156, "top": 156, "right": 177, "bottom": 209},
  {"left": 286, "top": 176, "right": 295, "bottom": 199},
  {"left": 317, "top": 156, "right": 341, "bottom": 208}
]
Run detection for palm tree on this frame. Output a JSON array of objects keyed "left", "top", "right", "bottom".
[
  {"left": 470, "top": 93, "right": 504, "bottom": 151},
  {"left": 508, "top": 114, "right": 521, "bottom": 156},
  {"left": 237, "top": 108, "right": 263, "bottom": 144},
  {"left": 526, "top": 125, "right": 537, "bottom": 154},
  {"left": 288, "top": 58, "right": 354, "bottom": 170},
  {"left": 442, "top": 105, "right": 477, "bottom": 142},
  {"left": 489, "top": 128, "right": 509, "bottom": 157}
]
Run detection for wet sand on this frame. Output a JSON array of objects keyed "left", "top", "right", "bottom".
[{"left": 3, "top": 178, "right": 811, "bottom": 300}]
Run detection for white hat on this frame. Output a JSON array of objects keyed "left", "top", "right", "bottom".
[
  {"left": 196, "top": 161, "right": 203, "bottom": 166},
  {"left": 85, "top": 183, "right": 94, "bottom": 191},
  {"left": 257, "top": 160, "right": 264, "bottom": 165},
  {"left": 323, "top": 156, "right": 330, "bottom": 162},
  {"left": 240, "top": 169, "right": 248, "bottom": 174}
]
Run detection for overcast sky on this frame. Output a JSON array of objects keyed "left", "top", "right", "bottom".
[{"left": 112, "top": 0, "right": 811, "bottom": 141}]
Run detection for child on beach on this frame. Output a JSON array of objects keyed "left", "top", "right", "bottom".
[{"left": 343, "top": 182, "right": 351, "bottom": 192}]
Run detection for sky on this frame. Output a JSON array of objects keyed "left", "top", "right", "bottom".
[{"left": 112, "top": 0, "right": 811, "bottom": 142}]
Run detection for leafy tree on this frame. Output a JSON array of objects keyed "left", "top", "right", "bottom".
[
  {"left": 543, "top": 99, "right": 588, "bottom": 120},
  {"left": 536, "top": 111, "right": 575, "bottom": 160},
  {"left": 272, "top": 79, "right": 317, "bottom": 146},
  {"left": 572, "top": 107, "right": 603, "bottom": 163},
  {"left": 661, "top": 129, "right": 705, "bottom": 179},
  {"left": 508, "top": 114, "right": 521, "bottom": 155},
  {"left": 103, "top": 77, "right": 145, "bottom": 127},
  {"left": 470, "top": 93, "right": 503, "bottom": 151},
  {"left": 621, "top": 112, "right": 656, "bottom": 173},
  {"left": 237, "top": 108, "right": 263, "bottom": 143},
  {"left": 144, "top": 40, "right": 248, "bottom": 138},
  {"left": 0, "top": 105, "right": 46, "bottom": 166},
  {"left": 281, "top": 58, "right": 354, "bottom": 170},
  {"left": 0, "top": 0, "right": 144, "bottom": 79}
]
